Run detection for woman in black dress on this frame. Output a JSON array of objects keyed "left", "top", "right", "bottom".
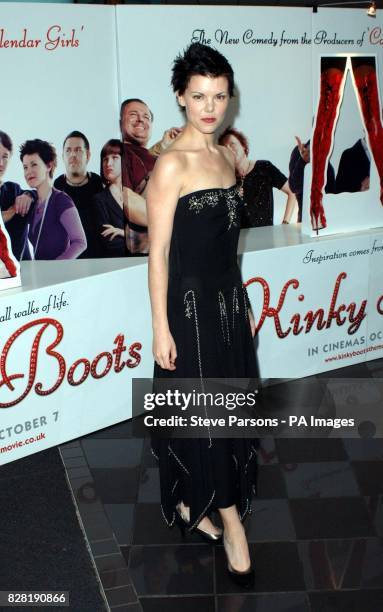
[
  {"left": 147, "top": 43, "right": 257, "bottom": 587},
  {"left": 219, "top": 126, "right": 296, "bottom": 227},
  {"left": 93, "top": 139, "right": 126, "bottom": 257}
]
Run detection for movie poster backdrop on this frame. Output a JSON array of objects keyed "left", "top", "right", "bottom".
[{"left": 1, "top": 5, "right": 383, "bottom": 466}]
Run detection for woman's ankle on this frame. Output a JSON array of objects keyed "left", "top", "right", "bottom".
[{"left": 223, "top": 521, "right": 246, "bottom": 541}]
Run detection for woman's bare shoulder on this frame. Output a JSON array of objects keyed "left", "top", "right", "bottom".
[
  {"left": 147, "top": 149, "right": 187, "bottom": 201},
  {"left": 154, "top": 147, "right": 187, "bottom": 176}
]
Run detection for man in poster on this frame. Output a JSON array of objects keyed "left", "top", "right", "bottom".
[
  {"left": 120, "top": 98, "right": 181, "bottom": 255},
  {"left": 54, "top": 131, "right": 103, "bottom": 258}
]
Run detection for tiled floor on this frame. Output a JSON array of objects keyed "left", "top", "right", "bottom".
[{"left": 61, "top": 360, "right": 383, "bottom": 612}]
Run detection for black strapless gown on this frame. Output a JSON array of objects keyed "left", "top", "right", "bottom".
[{"left": 152, "top": 185, "right": 258, "bottom": 530}]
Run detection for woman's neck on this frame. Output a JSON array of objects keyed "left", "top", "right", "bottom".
[
  {"left": 37, "top": 180, "right": 52, "bottom": 203},
  {"left": 182, "top": 122, "right": 216, "bottom": 150},
  {"left": 109, "top": 180, "right": 123, "bottom": 207}
]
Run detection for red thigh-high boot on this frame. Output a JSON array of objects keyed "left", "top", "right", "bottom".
[
  {"left": 0, "top": 228, "right": 17, "bottom": 277},
  {"left": 310, "top": 58, "right": 347, "bottom": 232},
  {"left": 352, "top": 57, "right": 383, "bottom": 206}
]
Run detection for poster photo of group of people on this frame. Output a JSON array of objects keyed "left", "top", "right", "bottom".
[
  {"left": 0, "top": 130, "right": 130, "bottom": 264},
  {"left": 0, "top": 4, "right": 120, "bottom": 276}
]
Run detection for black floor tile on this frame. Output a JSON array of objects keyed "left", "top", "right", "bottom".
[
  {"left": 129, "top": 545, "right": 214, "bottom": 595},
  {"left": 290, "top": 497, "right": 376, "bottom": 539},
  {"left": 140, "top": 595, "right": 215, "bottom": 612},
  {"left": 283, "top": 462, "right": 360, "bottom": 499},
  {"left": 138, "top": 467, "right": 161, "bottom": 503},
  {"left": 257, "top": 465, "right": 287, "bottom": 499},
  {"left": 343, "top": 538, "right": 383, "bottom": 589},
  {"left": 60, "top": 445, "right": 84, "bottom": 459},
  {"left": 92, "top": 467, "right": 141, "bottom": 504},
  {"left": 364, "top": 496, "right": 383, "bottom": 536},
  {"left": 82, "top": 438, "right": 143, "bottom": 469},
  {"left": 67, "top": 465, "right": 92, "bottom": 480},
  {"left": 104, "top": 503, "right": 135, "bottom": 545},
  {"left": 275, "top": 438, "right": 347, "bottom": 464},
  {"left": 82, "top": 510, "right": 114, "bottom": 541},
  {"left": 343, "top": 439, "right": 383, "bottom": 462},
  {"left": 95, "top": 552, "right": 127, "bottom": 573},
  {"left": 245, "top": 499, "right": 296, "bottom": 542},
  {"left": 299, "top": 538, "right": 383, "bottom": 590},
  {"left": 309, "top": 589, "right": 383, "bottom": 612},
  {"left": 100, "top": 566, "right": 132, "bottom": 589},
  {"left": 62, "top": 454, "right": 88, "bottom": 468},
  {"left": 215, "top": 542, "right": 305, "bottom": 593},
  {"left": 352, "top": 461, "right": 383, "bottom": 496},
  {"left": 90, "top": 538, "right": 120, "bottom": 557},
  {"left": 217, "top": 592, "right": 309, "bottom": 611},
  {"left": 105, "top": 585, "right": 137, "bottom": 607}
]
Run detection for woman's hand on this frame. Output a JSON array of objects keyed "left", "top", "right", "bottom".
[
  {"left": 248, "top": 309, "right": 256, "bottom": 338},
  {"left": 153, "top": 327, "right": 177, "bottom": 370},
  {"left": 101, "top": 224, "right": 124, "bottom": 241},
  {"left": 14, "top": 193, "right": 33, "bottom": 216}
]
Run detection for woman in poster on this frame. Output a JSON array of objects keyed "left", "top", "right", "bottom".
[
  {"left": 0, "top": 130, "right": 33, "bottom": 263},
  {"left": 147, "top": 43, "right": 257, "bottom": 588},
  {"left": 20, "top": 139, "right": 86, "bottom": 260},
  {"left": 218, "top": 126, "right": 296, "bottom": 227},
  {"left": 93, "top": 139, "right": 126, "bottom": 257}
]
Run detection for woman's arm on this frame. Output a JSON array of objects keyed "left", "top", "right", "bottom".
[
  {"left": 147, "top": 151, "right": 184, "bottom": 370},
  {"left": 123, "top": 187, "right": 148, "bottom": 227},
  {"left": 281, "top": 180, "right": 298, "bottom": 223},
  {"left": 2, "top": 207, "right": 16, "bottom": 223},
  {"left": 56, "top": 207, "right": 87, "bottom": 259}
]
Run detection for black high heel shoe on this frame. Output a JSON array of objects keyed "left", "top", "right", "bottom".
[
  {"left": 223, "top": 534, "right": 255, "bottom": 589},
  {"left": 175, "top": 504, "right": 223, "bottom": 543}
]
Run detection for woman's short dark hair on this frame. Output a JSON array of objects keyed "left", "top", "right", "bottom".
[
  {"left": 0, "top": 131, "right": 13, "bottom": 154},
  {"left": 100, "top": 139, "right": 122, "bottom": 183},
  {"left": 171, "top": 43, "right": 234, "bottom": 97},
  {"left": 19, "top": 139, "right": 57, "bottom": 178},
  {"left": 218, "top": 126, "right": 249, "bottom": 157}
]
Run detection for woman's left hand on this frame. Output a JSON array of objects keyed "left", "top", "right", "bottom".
[
  {"left": 101, "top": 224, "right": 124, "bottom": 241},
  {"left": 248, "top": 308, "right": 256, "bottom": 338}
]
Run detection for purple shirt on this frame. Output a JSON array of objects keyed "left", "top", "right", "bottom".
[{"left": 29, "top": 188, "right": 86, "bottom": 260}]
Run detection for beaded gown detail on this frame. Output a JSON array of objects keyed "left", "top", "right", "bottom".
[{"left": 152, "top": 185, "right": 258, "bottom": 530}]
